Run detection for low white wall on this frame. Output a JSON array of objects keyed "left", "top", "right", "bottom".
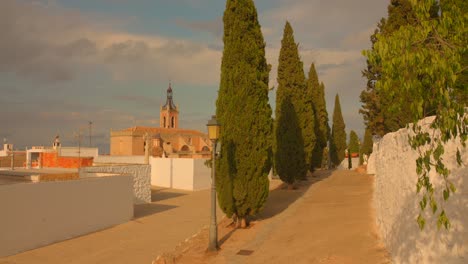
[
  {"left": 80, "top": 165, "right": 151, "bottom": 204},
  {"left": 172, "top": 159, "right": 195, "bottom": 190},
  {"left": 0, "top": 176, "right": 133, "bottom": 257},
  {"left": 372, "top": 116, "right": 467, "bottom": 263},
  {"left": 94, "top": 155, "right": 145, "bottom": 164},
  {"left": 150, "top": 157, "right": 211, "bottom": 191},
  {"left": 338, "top": 157, "right": 360, "bottom": 170},
  {"left": 59, "top": 147, "right": 98, "bottom": 158},
  {"left": 151, "top": 158, "right": 173, "bottom": 187},
  {"left": 193, "top": 160, "right": 212, "bottom": 191}
]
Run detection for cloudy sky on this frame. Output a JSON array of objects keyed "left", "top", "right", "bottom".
[{"left": 0, "top": 0, "right": 389, "bottom": 153}]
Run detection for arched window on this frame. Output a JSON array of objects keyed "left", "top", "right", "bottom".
[
  {"left": 171, "top": 116, "right": 175, "bottom": 128},
  {"left": 181, "top": 145, "right": 190, "bottom": 151},
  {"left": 163, "top": 117, "right": 166, "bottom": 128},
  {"left": 202, "top": 146, "right": 210, "bottom": 152}
]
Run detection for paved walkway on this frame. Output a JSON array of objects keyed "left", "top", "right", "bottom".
[
  {"left": 177, "top": 170, "right": 390, "bottom": 264},
  {"left": 242, "top": 170, "right": 390, "bottom": 263},
  {"left": 0, "top": 187, "right": 223, "bottom": 264},
  {"left": 2, "top": 170, "right": 390, "bottom": 264}
]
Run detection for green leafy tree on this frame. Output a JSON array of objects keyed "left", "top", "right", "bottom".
[
  {"left": 364, "top": 0, "right": 467, "bottom": 229},
  {"left": 309, "top": 64, "right": 330, "bottom": 169},
  {"left": 274, "top": 21, "right": 308, "bottom": 184},
  {"left": 330, "top": 94, "right": 347, "bottom": 166},
  {"left": 360, "top": 0, "right": 439, "bottom": 136},
  {"left": 216, "top": 0, "right": 273, "bottom": 227},
  {"left": 348, "top": 130, "right": 360, "bottom": 154}
]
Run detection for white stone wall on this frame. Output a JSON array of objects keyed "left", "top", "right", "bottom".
[
  {"left": 81, "top": 165, "right": 151, "bottom": 204},
  {"left": 94, "top": 155, "right": 145, "bottom": 164},
  {"left": 0, "top": 176, "right": 133, "bottom": 257},
  {"left": 150, "top": 157, "right": 211, "bottom": 191},
  {"left": 372, "top": 116, "right": 467, "bottom": 263},
  {"left": 367, "top": 151, "right": 376, "bottom": 174}
]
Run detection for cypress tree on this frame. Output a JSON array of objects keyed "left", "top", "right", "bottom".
[
  {"left": 216, "top": 0, "right": 273, "bottom": 227},
  {"left": 361, "top": 128, "right": 373, "bottom": 156},
  {"left": 348, "top": 130, "right": 360, "bottom": 154},
  {"left": 274, "top": 21, "right": 309, "bottom": 184},
  {"left": 309, "top": 63, "right": 330, "bottom": 169},
  {"left": 330, "top": 94, "right": 346, "bottom": 166},
  {"left": 275, "top": 96, "right": 305, "bottom": 188},
  {"left": 359, "top": 127, "right": 373, "bottom": 165}
]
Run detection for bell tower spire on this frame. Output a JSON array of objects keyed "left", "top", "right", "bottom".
[{"left": 160, "top": 82, "right": 179, "bottom": 129}]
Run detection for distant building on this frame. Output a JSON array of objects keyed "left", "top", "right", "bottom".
[
  {"left": 110, "top": 84, "right": 211, "bottom": 158},
  {"left": 0, "top": 140, "right": 13, "bottom": 157},
  {"left": 26, "top": 136, "right": 98, "bottom": 169}
]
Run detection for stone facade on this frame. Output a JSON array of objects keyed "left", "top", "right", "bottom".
[{"left": 81, "top": 165, "right": 151, "bottom": 205}]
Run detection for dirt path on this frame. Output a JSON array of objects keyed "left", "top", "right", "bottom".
[{"left": 174, "top": 170, "right": 390, "bottom": 264}]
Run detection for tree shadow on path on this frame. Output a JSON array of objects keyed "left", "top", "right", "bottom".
[{"left": 256, "top": 169, "right": 333, "bottom": 221}]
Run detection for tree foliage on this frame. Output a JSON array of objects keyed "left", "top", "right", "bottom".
[
  {"left": 330, "top": 94, "right": 347, "bottom": 166},
  {"left": 348, "top": 130, "right": 360, "bottom": 154},
  {"left": 361, "top": 128, "right": 374, "bottom": 156},
  {"left": 216, "top": 0, "right": 273, "bottom": 224},
  {"left": 275, "top": 96, "right": 306, "bottom": 186},
  {"left": 364, "top": 0, "right": 467, "bottom": 229},
  {"left": 309, "top": 64, "right": 330, "bottom": 169},
  {"left": 360, "top": 0, "right": 439, "bottom": 136},
  {"left": 274, "top": 21, "right": 308, "bottom": 184}
]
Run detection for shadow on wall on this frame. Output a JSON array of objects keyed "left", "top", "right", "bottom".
[
  {"left": 257, "top": 170, "right": 333, "bottom": 221},
  {"left": 389, "top": 169, "right": 467, "bottom": 263}
]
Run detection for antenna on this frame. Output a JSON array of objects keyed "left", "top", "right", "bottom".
[
  {"left": 73, "top": 130, "right": 83, "bottom": 169},
  {"left": 88, "top": 121, "right": 93, "bottom": 147}
]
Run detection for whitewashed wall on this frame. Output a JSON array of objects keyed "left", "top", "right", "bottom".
[
  {"left": 150, "top": 157, "right": 211, "bottom": 191},
  {"left": 81, "top": 165, "right": 151, "bottom": 204},
  {"left": 58, "top": 147, "right": 98, "bottom": 158},
  {"left": 94, "top": 155, "right": 145, "bottom": 164},
  {"left": 0, "top": 176, "right": 133, "bottom": 257},
  {"left": 193, "top": 159, "right": 212, "bottom": 190},
  {"left": 338, "top": 157, "right": 360, "bottom": 170},
  {"left": 372, "top": 116, "right": 467, "bottom": 263}
]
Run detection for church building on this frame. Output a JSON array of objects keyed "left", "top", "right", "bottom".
[{"left": 110, "top": 84, "right": 212, "bottom": 158}]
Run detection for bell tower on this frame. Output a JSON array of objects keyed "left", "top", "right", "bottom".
[{"left": 160, "top": 83, "right": 179, "bottom": 129}]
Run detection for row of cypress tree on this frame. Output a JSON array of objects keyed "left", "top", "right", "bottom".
[
  {"left": 215, "top": 0, "right": 344, "bottom": 227},
  {"left": 274, "top": 21, "right": 333, "bottom": 187}
]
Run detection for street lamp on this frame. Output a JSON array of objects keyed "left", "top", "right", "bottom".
[{"left": 206, "top": 115, "right": 220, "bottom": 252}]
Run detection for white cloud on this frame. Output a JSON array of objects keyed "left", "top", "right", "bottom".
[{"left": 0, "top": 0, "right": 222, "bottom": 86}]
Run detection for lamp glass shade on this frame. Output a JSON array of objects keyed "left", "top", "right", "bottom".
[{"left": 207, "top": 115, "right": 220, "bottom": 141}]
